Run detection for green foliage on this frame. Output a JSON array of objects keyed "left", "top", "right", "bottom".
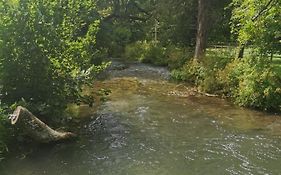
[
  {"left": 142, "top": 43, "right": 167, "bottom": 66},
  {"left": 150, "top": 0, "right": 197, "bottom": 46},
  {"left": 217, "top": 58, "right": 241, "bottom": 95},
  {"left": 206, "top": 47, "right": 236, "bottom": 68},
  {"left": 94, "top": 0, "right": 153, "bottom": 57},
  {"left": 171, "top": 60, "right": 206, "bottom": 84},
  {"left": 124, "top": 41, "right": 148, "bottom": 61},
  {"left": 124, "top": 41, "right": 166, "bottom": 65},
  {"left": 95, "top": 0, "right": 232, "bottom": 55},
  {"left": 144, "top": 0, "right": 232, "bottom": 46},
  {"left": 97, "top": 22, "right": 133, "bottom": 57},
  {"left": 231, "top": 0, "right": 281, "bottom": 55},
  {"left": 0, "top": 0, "right": 106, "bottom": 116},
  {"left": 171, "top": 47, "right": 237, "bottom": 92},
  {"left": 173, "top": 47, "right": 281, "bottom": 111},
  {"left": 125, "top": 41, "right": 191, "bottom": 68},
  {"left": 228, "top": 0, "right": 281, "bottom": 111},
  {"left": 0, "top": 105, "right": 10, "bottom": 160},
  {"left": 219, "top": 56, "right": 281, "bottom": 111},
  {"left": 164, "top": 45, "right": 192, "bottom": 69}
]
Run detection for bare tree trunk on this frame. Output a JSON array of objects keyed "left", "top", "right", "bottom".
[
  {"left": 194, "top": 0, "right": 208, "bottom": 60},
  {"left": 270, "top": 51, "right": 274, "bottom": 62},
  {"left": 237, "top": 44, "right": 245, "bottom": 58},
  {"left": 11, "top": 106, "right": 76, "bottom": 143}
]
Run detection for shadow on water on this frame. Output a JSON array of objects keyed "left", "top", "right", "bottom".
[{"left": 1, "top": 61, "right": 281, "bottom": 175}]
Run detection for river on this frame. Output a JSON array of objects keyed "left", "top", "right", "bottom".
[{"left": 1, "top": 60, "right": 281, "bottom": 175}]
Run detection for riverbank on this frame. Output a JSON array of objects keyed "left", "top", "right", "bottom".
[
  {"left": 124, "top": 43, "right": 281, "bottom": 112},
  {"left": 2, "top": 60, "right": 281, "bottom": 174},
  {"left": 108, "top": 57, "right": 281, "bottom": 115}
]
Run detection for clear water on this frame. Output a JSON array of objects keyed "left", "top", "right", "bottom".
[{"left": 1, "top": 63, "right": 281, "bottom": 175}]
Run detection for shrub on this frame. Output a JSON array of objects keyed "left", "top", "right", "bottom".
[
  {"left": 171, "top": 46, "right": 238, "bottom": 92},
  {"left": 172, "top": 47, "right": 281, "bottom": 112},
  {"left": 219, "top": 56, "right": 281, "bottom": 111},
  {"left": 125, "top": 41, "right": 192, "bottom": 68},
  {"left": 142, "top": 44, "right": 167, "bottom": 66},
  {"left": 0, "top": 105, "right": 10, "bottom": 160},
  {"left": 205, "top": 47, "right": 236, "bottom": 69},
  {"left": 171, "top": 59, "right": 206, "bottom": 85},
  {"left": 199, "top": 73, "right": 222, "bottom": 93},
  {"left": 217, "top": 58, "right": 244, "bottom": 96},
  {"left": 124, "top": 41, "right": 166, "bottom": 65},
  {"left": 0, "top": 0, "right": 106, "bottom": 116},
  {"left": 165, "top": 45, "right": 192, "bottom": 69},
  {"left": 97, "top": 23, "right": 133, "bottom": 58},
  {"left": 124, "top": 41, "right": 148, "bottom": 61},
  {"left": 171, "top": 69, "right": 188, "bottom": 81}
]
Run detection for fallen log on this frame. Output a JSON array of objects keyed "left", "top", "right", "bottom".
[{"left": 10, "top": 106, "right": 77, "bottom": 143}]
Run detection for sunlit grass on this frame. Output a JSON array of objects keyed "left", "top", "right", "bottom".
[
  {"left": 206, "top": 46, "right": 237, "bottom": 59},
  {"left": 273, "top": 55, "right": 281, "bottom": 76},
  {"left": 206, "top": 46, "right": 281, "bottom": 75}
]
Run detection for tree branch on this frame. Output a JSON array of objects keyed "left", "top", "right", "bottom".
[{"left": 252, "top": 0, "right": 276, "bottom": 21}]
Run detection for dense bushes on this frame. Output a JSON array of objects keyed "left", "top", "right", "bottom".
[
  {"left": 172, "top": 51, "right": 281, "bottom": 112},
  {"left": 0, "top": 0, "right": 106, "bottom": 116},
  {"left": 0, "top": 0, "right": 109, "bottom": 158},
  {"left": 122, "top": 39, "right": 281, "bottom": 111},
  {"left": 171, "top": 60, "right": 206, "bottom": 84},
  {"left": 124, "top": 41, "right": 150, "bottom": 62},
  {"left": 0, "top": 105, "right": 10, "bottom": 160},
  {"left": 219, "top": 57, "right": 281, "bottom": 111},
  {"left": 124, "top": 41, "right": 192, "bottom": 69},
  {"left": 97, "top": 22, "right": 133, "bottom": 57},
  {"left": 124, "top": 41, "right": 166, "bottom": 65},
  {"left": 165, "top": 45, "right": 193, "bottom": 69}
]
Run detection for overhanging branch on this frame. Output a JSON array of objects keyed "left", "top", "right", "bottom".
[{"left": 252, "top": 0, "right": 276, "bottom": 21}]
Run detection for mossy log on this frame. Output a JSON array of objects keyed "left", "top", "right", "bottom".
[{"left": 11, "top": 106, "right": 77, "bottom": 143}]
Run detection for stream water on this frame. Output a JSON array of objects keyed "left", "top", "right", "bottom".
[{"left": 1, "top": 61, "right": 281, "bottom": 175}]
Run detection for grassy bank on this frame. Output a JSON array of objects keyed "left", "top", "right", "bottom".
[
  {"left": 175, "top": 48, "right": 281, "bottom": 112},
  {"left": 124, "top": 42, "right": 281, "bottom": 112}
]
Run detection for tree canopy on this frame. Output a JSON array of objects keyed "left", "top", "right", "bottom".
[
  {"left": 0, "top": 0, "right": 106, "bottom": 115},
  {"left": 231, "top": 0, "right": 281, "bottom": 55}
]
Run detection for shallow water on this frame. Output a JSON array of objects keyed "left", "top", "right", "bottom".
[{"left": 1, "top": 62, "right": 281, "bottom": 175}]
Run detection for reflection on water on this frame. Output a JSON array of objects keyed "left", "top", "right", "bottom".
[{"left": 1, "top": 63, "right": 281, "bottom": 175}]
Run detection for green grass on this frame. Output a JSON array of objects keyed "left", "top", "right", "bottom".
[
  {"left": 206, "top": 46, "right": 237, "bottom": 59},
  {"left": 207, "top": 46, "right": 281, "bottom": 69},
  {"left": 273, "top": 55, "right": 281, "bottom": 76}
]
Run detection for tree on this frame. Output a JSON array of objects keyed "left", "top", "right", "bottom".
[
  {"left": 94, "top": 0, "right": 154, "bottom": 56},
  {"left": 194, "top": 0, "right": 208, "bottom": 60},
  {"left": 231, "top": 0, "right": 281, "bottom": 58},
  {"left": 151, "top": 0, "right": 197, "bottom": 46},
  {"left": 0, "top": 0, "right": 105, "bottom": 116}
]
